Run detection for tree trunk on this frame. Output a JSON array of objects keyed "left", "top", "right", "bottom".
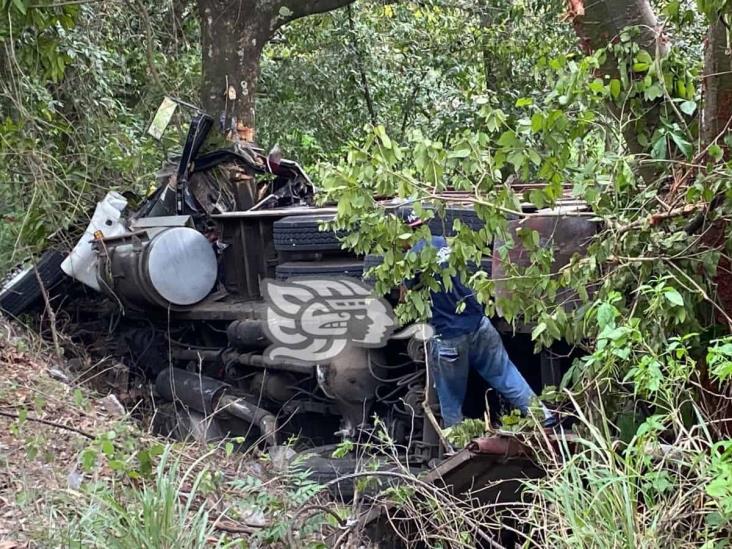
[
  {"left": 198, "top": 0, "right": 268, "bottom": 136},
  {"left": 568, "top": 0, "right": 668, "bottom": 164},
  {"left": 700, "top": 11, "right": 732, "bottom": 333},
  {"left": 197, "top": 0, "right": 355, "bottom": 139},
  {"left": 702, "top": 11, "right": 732, "bottom": 146}
]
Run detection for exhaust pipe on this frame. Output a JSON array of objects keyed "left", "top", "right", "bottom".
[{"left": 155, "top": 367, "right": 277, "bottom": 446}]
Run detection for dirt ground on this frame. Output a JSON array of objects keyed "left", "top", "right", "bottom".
[
  {"left": 0, "top": 317, "right": 316, "bottom": 548},
  {"left": 0, "top": 317, "right": 113, "bottom": 545}
]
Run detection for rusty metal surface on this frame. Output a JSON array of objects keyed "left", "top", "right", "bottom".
[
  {"left": 492, "top": 213, "right": 599, "bottom": 313},
  {"left": 466, "top": 435, "right": 531, "bottom": 456},
  {"left": 359, "top": 436, "right": 546, "bottom": 546}
]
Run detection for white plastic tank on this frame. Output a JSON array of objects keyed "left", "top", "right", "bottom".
[{"left": 61, "top": 191, "right": 127, "bottom": 290}]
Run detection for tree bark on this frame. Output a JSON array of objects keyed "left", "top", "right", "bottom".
[
  {"left": 198, "top": 0, "right": 267, "bottom": 134},
  {"left": 699, "top": 10, "right": 732, "bottom": 334},
  {"left": 568, "top": 0, "right": 668, "bottom": 161},
  {"left": 197, "top": 0, "right": 355, "bottom": 138},
  {"left": 702, "top": 10, "right": 732, "bottom": 146}
]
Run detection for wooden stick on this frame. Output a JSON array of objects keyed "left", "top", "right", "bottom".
[{"left": 0, "top": 410, "right": 94, "bottom": 439}]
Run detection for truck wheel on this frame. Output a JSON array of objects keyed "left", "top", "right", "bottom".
[
  {"left": 273, "top": 214, "right": 343, "bottom": 252},
  {"left": 363, "top": 254, "right": 492, "bottom": 279},
  {"left": 427, "top": 207, "right": 485, "bottom": 236},
  {"left": 275, "top": 260, "right": 364, "bottom": 280},
  {"left": 0, "top": 250, "right": 66, "bottom": 317},
  {"left": 363, "top": 254, "right": 385, "bottom": 282}
]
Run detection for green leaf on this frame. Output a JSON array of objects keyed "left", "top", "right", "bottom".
[
  {"left": 497, "top": 130, "right": 518, "bottom": 147},
  {"left": 530, "top": 113, "right": 544, "bottom": 133},
  {"left": 507, "top": 150, "right": 525, "bottom": 170},
  {"left": 81, "top": 448, "right": 97, "bottom": 471},
  {"left": 670, "top": 133, "right": 692, "bottom": 158},
  {"left": 709, "top": 143, "right": 723, "bottom": 161},
  {"left": 12, "top": 0, "right": 27, "bottom": 15},
  {"left": 101, "top": 439, "right": 114, "bottom": 457},
  {"left": 515, "top": 97, "right": 533, "bottom": 107},
  {"left": 597, "top": 303, "right": 617, "bottom": 328},
  {"left": 375, "top": 125, "right": 392, "bottom": 149},
  {"left": 644, "top": 84, "right": 663, "bottom": 101},
  {"left": 108, "top": 459, "right": 125, "bottom": 471},
  {"left": 635, "top": 50, "right": 653, "bottom": 65},
  {"left": 278, "top": 6, "right": 293, "bottom": 17},
  {"left": 610, "top": 79, "right": 621, "bottom": 99},
  {"left": 527, "top": 149, "right": 541, "bottom": 167},
  {"left": 632, "top": 62, "right": 650, "bottom": 73},
  {"left": 412, "top": 292, "right": 426, "bottom": 317},
  {"left": 680, "top": 100, "right": 697, "bottom": 115},
  {"left": 447, "top": 147, "right": 471, "bottom": 159},
  {"left": 589, "top": 79, "right": 605, "bottom": 94},
  {"left": 531, "top": 322, "right": 547, "bottom": 340},
  {"left": 528, "top": 188, "right": 545, "bottom": 208},
  {"left": 664, "top": 289, "right": 684, "bottom": 307},
  {"left": 652, "top": 136, "right": 667, "bottom": 159}
]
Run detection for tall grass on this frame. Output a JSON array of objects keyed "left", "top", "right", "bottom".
[
  {"left": 520, "top": 400, "right": 723, "bottom": 548},
  {"left": 58, "top": 446, "right": 229, "bottom": 549}
]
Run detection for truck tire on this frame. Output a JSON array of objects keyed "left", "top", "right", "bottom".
[
  {"left": 275, "top": 260, "right": 364, "bottom": 280},
  {"left": 397, "top": 205, "right": 485, "bottom": 236},
  {"left": 273, "top": 214, "right": 343, "bottom": 252},
  {"left": 428, "top": 207, "right": 484, "bottom": 235},
  {"left": 363, "top": 254, "right": 492, "bottom": 280},
  {"left": 0, "top": 250, "right": 66, "bottom": 317}
]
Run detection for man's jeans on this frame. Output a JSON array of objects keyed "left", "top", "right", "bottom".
[{"left": 429, "top": 316, "right": 538, "bottom": 427}]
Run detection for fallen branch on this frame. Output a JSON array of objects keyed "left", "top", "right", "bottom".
[
  {"left": 612, "top": 202, "right": 703, "bottom": 235},
  {"left": 0, "top": 410, "right": 94, "bottom": 439},
  {"left": 34, "top": 265, "right": 62, "bottom": 360},
  {"left": 312, "top": 470, "right": 507, "bottom": 549},
  {"left": 212, "top": 520, "right": 260, "bottom": 534}
]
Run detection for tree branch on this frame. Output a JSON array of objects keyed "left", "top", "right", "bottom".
[
  {"left": 0, "top": 410, "right": 95, "bottom": 439},
  {"left": 134, "top": 0, "right": 164, "bottom": 91},
  {"left": 346, "top": 3, "right": 377, "bottom": 125},
  {"left": 273, "top": 0, "right": 355, "bottom": 28}
]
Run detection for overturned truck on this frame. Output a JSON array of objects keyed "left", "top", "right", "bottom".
[{"left": 1, "top": 113, "right": 592, "bottom": 475}]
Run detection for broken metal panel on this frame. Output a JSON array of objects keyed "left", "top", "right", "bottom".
[{"left": 358, "top": 435, "right": 546, "bottom": 547}]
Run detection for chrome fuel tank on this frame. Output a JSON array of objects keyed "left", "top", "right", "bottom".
[{"left": 97, "top": 226, "right": 217, "bottom": 310}]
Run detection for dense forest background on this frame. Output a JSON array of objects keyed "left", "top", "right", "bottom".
[
  {"left": 5, "top": 0, "right": 732, "bottom": 546},
  {"left": 0, "top": 0, "right": 571, "bottom": 263}
]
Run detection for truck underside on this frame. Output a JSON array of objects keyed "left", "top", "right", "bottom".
[{"left": 0, "top": 114, "right": 591, "bottom": 486}]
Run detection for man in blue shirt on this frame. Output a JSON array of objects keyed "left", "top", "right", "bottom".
[{"left": 406, "top": 233, "right": 547, "bottom": 427}]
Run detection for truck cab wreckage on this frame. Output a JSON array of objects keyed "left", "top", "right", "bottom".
[{"left": 1, "top": 111, "right": 594, "bottom": 530}]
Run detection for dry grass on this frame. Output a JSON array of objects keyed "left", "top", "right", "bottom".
[
  {"left": 0, "top": 315, "right": 348, "bottom": 548},
  {"left": 0, "top": 316, "right": 113, "bottom": 545}
]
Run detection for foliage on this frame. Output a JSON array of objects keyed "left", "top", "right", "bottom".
[
  {"left": 258, "top": 0, "right": 573, "bottom": 166},
  {"left": 5, "top": 0, "right": 732, "bottom": 546},
  {"left": 522, "top": 405, "right": 728, "bottom": 548},
  {"left": 316, "top": 0, "right": 732, "bottom": 544},
  {"left": 444, "top": 417, "right": 487, "bottom": 447},
  {"left": 0, "top": 1, "right": 199, "bottom": 266},
  {"left": 63, "top": 446, "right": 225, "bottom": 549},
  {"left": 319, "top": 1, "right": 727, "bottom": 403},
  {"left": 228, "top": 454, "right": 326, "bottom": 544}
]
